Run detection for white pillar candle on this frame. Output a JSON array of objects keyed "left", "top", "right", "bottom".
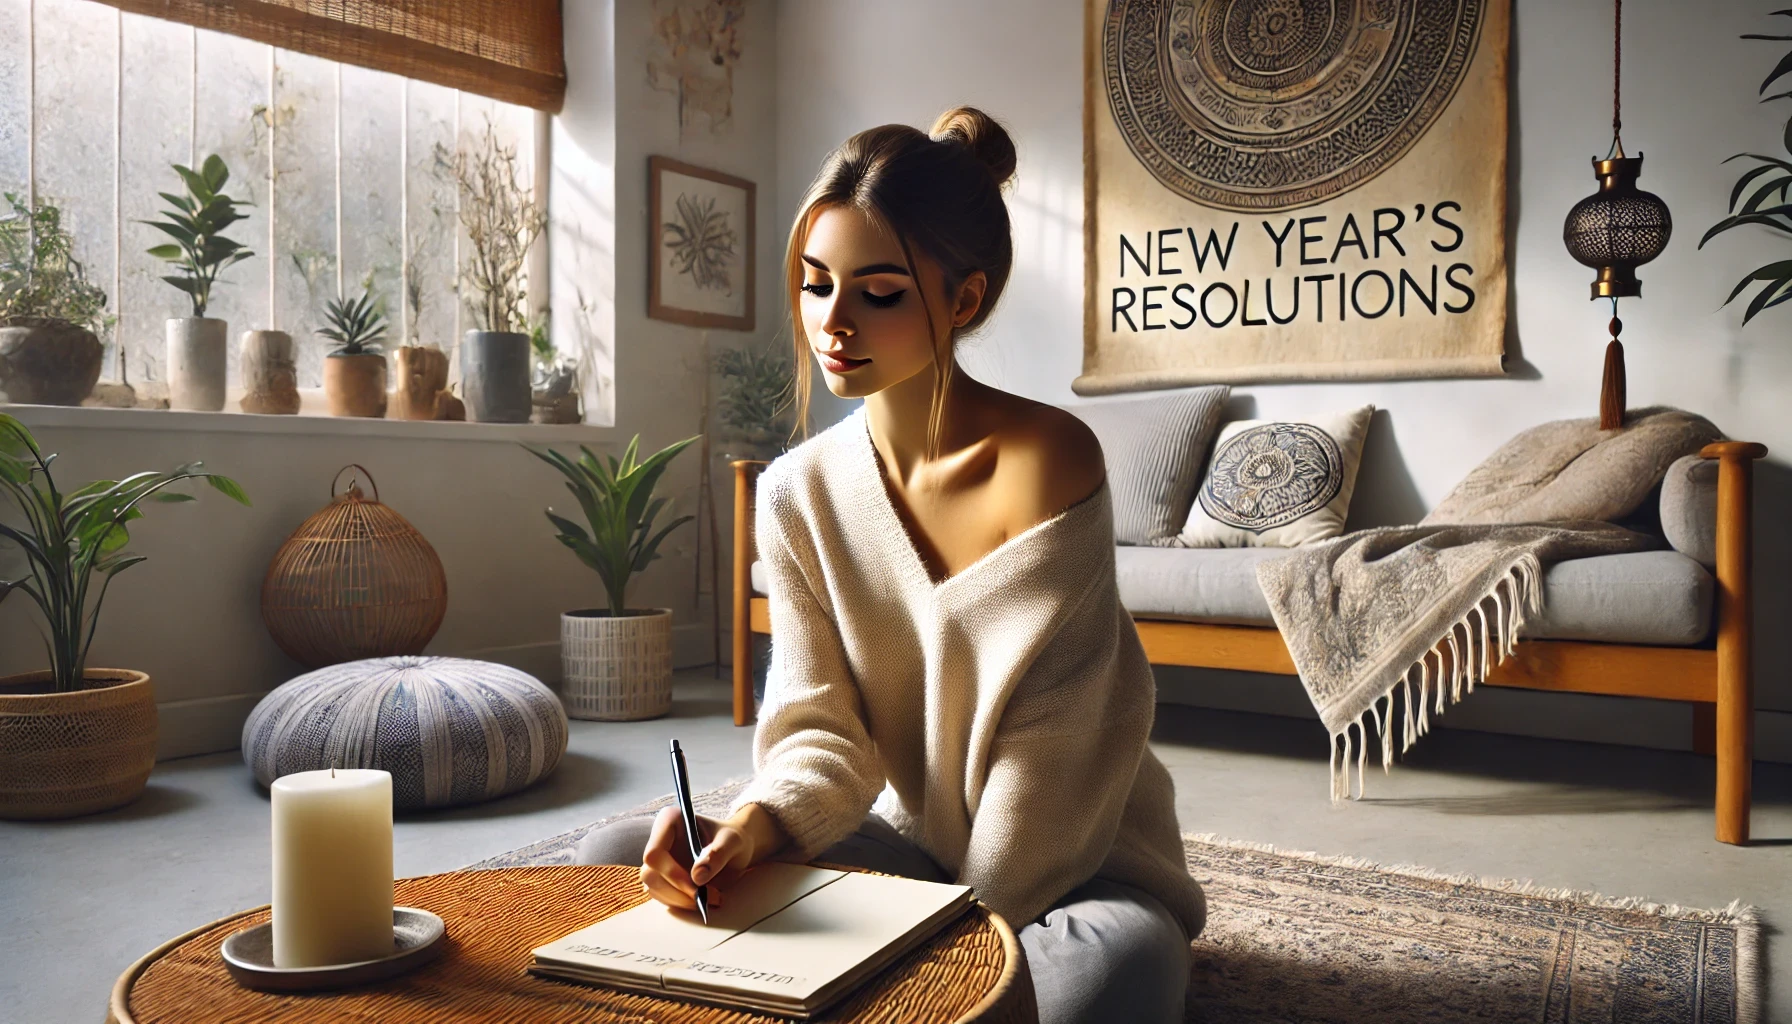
[{"left": 270, "top": 768, "right": 395, "bottom": 968}]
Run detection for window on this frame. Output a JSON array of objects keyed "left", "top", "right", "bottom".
[{"left": 3, "top": 0, "right": 544, "bottom": 398}]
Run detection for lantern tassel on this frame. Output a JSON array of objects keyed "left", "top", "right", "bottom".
[{"left": 1600, "top": 307, "right": 1626, "bottom": 430}]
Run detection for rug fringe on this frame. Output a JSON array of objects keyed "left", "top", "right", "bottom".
[
  {"left": 1330, "top": 556, "right": 1545, "bottom": 804},
  {"left": 1183, "top": 831, "right": 1764, "bottom": 929}
]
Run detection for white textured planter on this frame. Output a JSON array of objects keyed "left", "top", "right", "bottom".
[
  {"left": 239, "top": 330, "right": 299, "bottom": 414},
  {"left": 166, "top": 317, "right": 228, "bottom": 411},
  {"left": 560, "top": 608, "right": 673, "bottom": 721}
]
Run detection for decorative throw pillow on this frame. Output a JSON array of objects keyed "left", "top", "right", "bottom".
[
  {"left": 1177, "top": 405, "right": 1375, "bottom": 548},
  {"left": 1059, "top": 385, "right": 1230, "bottom": 546}
]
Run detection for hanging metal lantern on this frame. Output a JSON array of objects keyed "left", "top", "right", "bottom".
[
  {"left": 1560, "top": 0, "right": 1671, "bottom": 430},
  {"left": 1563, "top": 155, "right": 1672, "bottom": 299}
]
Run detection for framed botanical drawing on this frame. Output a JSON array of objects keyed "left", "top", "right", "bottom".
[
  {"left": 1079, "top": 0, "right": 1511, "bottom": 394},
  {"left": 649, "top": 156, "right": 756, "bottom": 331}
]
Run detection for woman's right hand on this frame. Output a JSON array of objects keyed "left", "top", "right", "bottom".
[{"left": 640, "top": 802, "right": 789, "bottom": 912}]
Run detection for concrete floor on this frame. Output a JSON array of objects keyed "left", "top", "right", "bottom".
[{"left": 5, "top": 669, "right": 1789, "bottom": 1023}]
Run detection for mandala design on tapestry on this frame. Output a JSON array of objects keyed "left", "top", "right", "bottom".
[
  {"left": 1103, "top": 0, "right": 1487, "bottom": 212},
  {"left": 1199, "top": 422, "right": 1342, "bottom": 531}
]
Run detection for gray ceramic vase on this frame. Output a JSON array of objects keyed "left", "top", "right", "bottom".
[{"left": 460, "top": 330, "right": 531, "bottom": 423}]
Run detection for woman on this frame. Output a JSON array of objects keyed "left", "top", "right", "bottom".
[{"left": 576, "top": 106, "right": 1206, "bottom": 1023}]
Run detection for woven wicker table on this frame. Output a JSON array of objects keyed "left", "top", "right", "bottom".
[{"left": 106, "top": 865, "right": 1036, "bottom": 1024}]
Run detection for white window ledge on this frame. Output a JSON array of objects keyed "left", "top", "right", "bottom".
[{"left": 3, "top": 393, "right": 613, "bottom": 445}]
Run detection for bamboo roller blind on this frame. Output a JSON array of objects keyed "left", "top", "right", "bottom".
[{"left": 89, "top": 0, "right": 567, "bottom": 112}]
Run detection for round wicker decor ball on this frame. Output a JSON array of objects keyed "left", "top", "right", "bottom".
[
  {"left": 243, "top": 656, "right": 569, "bottom": 810},
  {"left": 262, "top": 466, "right": 448, "bottom": 669}
]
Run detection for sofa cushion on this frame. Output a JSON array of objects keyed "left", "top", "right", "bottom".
[
  {"left": 1660, "top": 453, "right": 1717, "bottom": 569},
  {"left": 1058, "top": 386, "right": 1230, "bottom": 546},
  {"left": 751, "top": 549, "right": 1713, "bottom": 646},
  {"left": 1114, "top": 546, "right": 1289, "bottom": 624},
  {"left": 1177, "top": 405, "right": 1375, "bottom": 548},
  {"left": 1533, "top": 550, "right": 1713, "bottom": 645}
]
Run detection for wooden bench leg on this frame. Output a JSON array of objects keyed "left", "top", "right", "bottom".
[{"left": 1707, "top": 442, "right": 1764, "bottom": 845}]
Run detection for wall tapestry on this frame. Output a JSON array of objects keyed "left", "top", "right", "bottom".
[
  {"left": 1078, "top": 0, "right": 1511, "bottom": 394},
  {"left": 649, "top": 155, "right": 756, "bottom": 331},
  {"left": 648, "top": 0, "right": 746, "bottom": 136}
]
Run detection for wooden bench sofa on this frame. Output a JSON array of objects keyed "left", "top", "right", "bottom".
[{"left": 729, "top": 442, "right": 1767, "bottom": 845}]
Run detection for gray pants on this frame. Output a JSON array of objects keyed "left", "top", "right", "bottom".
[{"left": 575, "top": 814, "right": 1190, "bottom": 1024}]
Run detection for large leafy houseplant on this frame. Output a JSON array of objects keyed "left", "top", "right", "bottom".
[
  {"left": 144, "top": 154, "right": 253, "bottom": 318},
  {"left": 1702, "top": 10, "right": 1792, "bottom": 321},
  {"left": 525, "top": 434, "right": 701, "bottom": 617},
  {"left": 0, "top": 413, "right": 250, "bottom": 693}
]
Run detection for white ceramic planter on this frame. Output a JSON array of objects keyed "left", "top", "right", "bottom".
[
  {"left": 166, "top": 317, "right": 228, "bottom": 411},
  {"left": 560, "top": 608, "right": 673, "bottom": 721}
]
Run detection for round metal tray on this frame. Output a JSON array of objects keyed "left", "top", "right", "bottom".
[{"left": 219, "top": 907, "right": 446, "bottom": 993}]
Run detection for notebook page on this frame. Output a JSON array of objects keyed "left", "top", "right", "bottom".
[
  {"left": 661, "top": 872, "right": 972, "bottom": 1006},
  {"left": 532, "top": 864, "right": 847, "bottom": 980}
]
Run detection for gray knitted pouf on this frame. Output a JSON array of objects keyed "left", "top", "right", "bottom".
[{"left": 243, "top": 656, "right": 569, "bottom": 810}]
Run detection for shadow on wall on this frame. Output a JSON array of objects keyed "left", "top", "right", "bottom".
[
  {"left": 1754, "top": 460, "right": 1792, "bottom": 715},
  {"left": 1347, "top": 408, "right": 1426, "bottom": 530}
]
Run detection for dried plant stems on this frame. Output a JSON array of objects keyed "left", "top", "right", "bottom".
[{"left": 455, "top": 121, "right": 546, "bottom": 334}]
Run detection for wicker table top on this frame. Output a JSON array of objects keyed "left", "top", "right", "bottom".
[{"left": 107, "top": 865, "right": 1036, "bottom": 1024}]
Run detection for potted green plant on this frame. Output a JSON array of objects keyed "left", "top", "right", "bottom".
[
  {"left": 1703, "top": 11, "right": 1792, "bottom": 319},
  {"left": 144, "top": 154, "right": 253, "bottom": 412},
  {"left": 0, "top": 193, "right": 110, "bottom": 406},
  {"left": 524, "top": 433, "right": 700, "bottom": 720},
  {"left": 714, "top": 341, "right": 797, "bottom": 453},
  {"left": 457, "top": 122, "right": 546, "bottom": 423},
  {"left": 0, "top": 413, "right": 250, "bottom": 818},
  {"left": 528, "top": 311, "right": 581, "bottom": 424},
  {"left": 319, "top": 288, "right": 389, "bottom": 418}
]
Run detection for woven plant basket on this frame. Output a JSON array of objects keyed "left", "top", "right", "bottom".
[
  {"left": 560, "top": 608, "right": 673, "bottom": 721},
  {"left": 261, "top": 465, "right": 448, "bottom": 669},
  {"left": 0, "top": 669, "right": 157, "bottom": 820}
]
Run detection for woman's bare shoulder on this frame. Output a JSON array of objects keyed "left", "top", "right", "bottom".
[{"left": 992, "top": 398, "right": 1106, "bottom": 523}]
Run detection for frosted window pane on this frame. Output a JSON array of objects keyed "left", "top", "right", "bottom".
[
  {"left": 118, "top": 13, "right": 193, "bottom": 387},
  {"left": 0, "top": 0, "right": 28, "bottom": 197},
  {"left": 404, "top": 79, "right": 457, "bottom": 353},
  {"left": 339, "top": 64, "right": 401, "bottom": 341},
  {"left": 193, "top": 27, "right": 271, "bottom": 390},
  {"left": 271, "top": 48, "right": 336, "bottom": 387},
  {"left": 33, "top": 0, "right": 116, "bottom": 361}
]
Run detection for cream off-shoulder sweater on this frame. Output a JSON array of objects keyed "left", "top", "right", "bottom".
[{"left": 731, "top": 407, "right": 1207, "bottom": 936}]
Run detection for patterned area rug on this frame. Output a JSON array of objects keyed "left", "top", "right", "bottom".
[{"left": 466, "top": 782, "right": 1762, "bottom": 1024}]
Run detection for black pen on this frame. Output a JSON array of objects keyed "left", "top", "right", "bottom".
[{"left": 669, "top": 738, "right": 710, "bottom": 924}]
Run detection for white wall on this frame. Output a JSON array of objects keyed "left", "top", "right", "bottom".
[
  {"left": 775, "top": 0, "right": 1792, "bottom": 758},
  {"left": 0, "top": 0, "right": 785, "bottom": 760}
]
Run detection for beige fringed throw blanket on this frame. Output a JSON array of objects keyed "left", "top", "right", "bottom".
[{"left": 1257, "top": 408, "right": 1722, "bottom": 802}]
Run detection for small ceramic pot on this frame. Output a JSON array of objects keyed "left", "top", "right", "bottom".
[
  {"left": 0, "top": 670, "right": 157, "bottom": 820},
  {"left": 559, "top": 608, "right": 673, "bottom": 721},
  {"left": 239, "top": 330, "right": 299, "bottom": 415},
  {"left": 460, "top": 330, "right": 532, "bottom": 423},
  {"left": 0, "top": 317, "right": 103, "bottom": 405},
  {"left": 323, "top": 352, "right": 389, "bottom": 418},
  {"left": 166, "top": 317, "right": 228, "bottom": 411},
  {"left": 391, "top": 346, "right": 450, "bottom": 421}
]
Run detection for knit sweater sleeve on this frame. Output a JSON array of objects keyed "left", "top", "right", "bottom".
[
  {"left": 729, "top": 466, "right": 885, "bottom": 860},
  {"left": 957, "top": 595, "right": 1156, "bottom": 927}
]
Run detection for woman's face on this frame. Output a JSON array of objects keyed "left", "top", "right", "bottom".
[{"left": 798, "top": 204, "right": 983, "bottom": 399}]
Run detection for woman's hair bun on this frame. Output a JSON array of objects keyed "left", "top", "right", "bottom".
[{"left": 929, "top": 106, "right": 1017, "bottom": 188}]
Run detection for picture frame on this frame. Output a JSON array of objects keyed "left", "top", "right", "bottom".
[{"left": 648, "top": 155, "right": 756, "bottom": 331}]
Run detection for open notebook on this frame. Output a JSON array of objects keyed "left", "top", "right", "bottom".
[{"left": 530, "top": 863, "right": 974, "bottom": 1018}]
